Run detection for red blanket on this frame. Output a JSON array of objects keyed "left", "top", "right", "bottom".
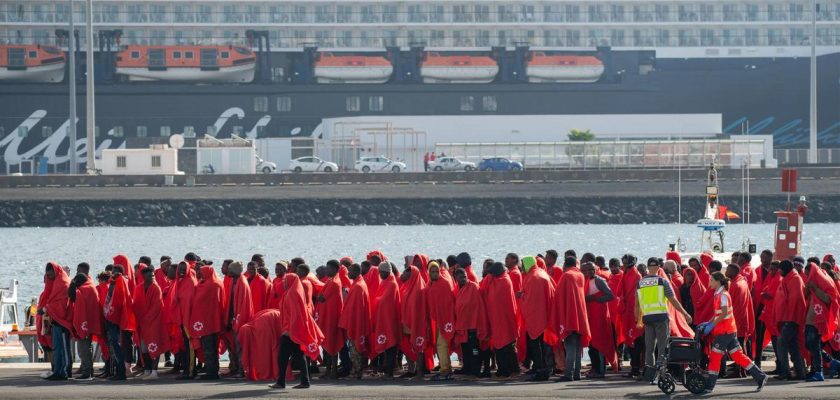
[
  {"left": 426, "top": 271, "right": 457, "bottom": 346},
  {"left": 132, "top": 279, "right": 169, "bottom": 358},
  {"left": 224, "top": 275, "right": 254, "bottom": 332},
  {"left": 104, "top": 274, "right": 136, "bottom": 331},
  {"left": 43, "top": 262, "right": 72, "bottom": 329},
  {"left": 372, "top": 274, "right": 401, "bottom": 356},
  {"left": 774, "top": 270, "right": 807, "bottom": 329},
  {"left": 240, "top": 309, "right": 283, "bottom": 381},
  {"left": 522, "top": 266, "right": 557, "bottom": 345},
  {"left": 486, "top": 272, "right": 519, "bottom": 349},
  {"left": 618, "top": 266, "right": 642, "bottom": 345},
  {"left": 281, "top": 274, "right": 325, "bottom": 360},
  {"left": 112, "top": 254, "right": 134, "bottom": 293},
  {"left": 400, "top": 266, "right": 432, "bottom": 361},
  {"left": 338, "top": 277, "right": 371, "bottom": 356},
  {"left": 315, "top": 275, "right": 345, "bottom": 355},
  {"left": 586, "top": 277, "right": 615, "bottom": 366},
  {"left": 190, "top": 266, "right": 224, "bottom": 338},
  {"left": 730, "top": 274, "right": 755, "bottom": 338},
  {"left": 71, "top": 277, "right": 103, "bottom": 340},
  {"left": 549, "top": 267, "right": 590, "bottom": 346},
  {"left": 453, "top": 280, "right": 489, "bottom": 346},
  {"left": 806, "top": 264, "right": 840, "bottom": 341},
  {"left": 249, "top": 274, "right": 271, "bottom": 313}
]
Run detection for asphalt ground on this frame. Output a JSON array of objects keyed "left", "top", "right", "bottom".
[{"left": 0, "top": 361, "right": 836, "bottom": 399}]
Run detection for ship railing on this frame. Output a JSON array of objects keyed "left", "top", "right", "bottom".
[
  {"left": 435, "top": 138, "right": 775, "bottom": 170},
  {"left": 775, "top": 148, "right": 840, "bottom": 166}
]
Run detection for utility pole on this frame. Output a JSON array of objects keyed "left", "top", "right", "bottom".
[
  {"left": 67, "top": 0, "right": 78, "bottom": 174},
  {"left": 85, "top": 0, "right": 96, "bottom": 173}
]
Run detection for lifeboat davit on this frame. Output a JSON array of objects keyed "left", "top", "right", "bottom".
[
  {"left": 115, "top": 45, "right": 255, "bottom": 83},
  {"left": 314, "top": 53, "right": 393, "bottom": 84},
  {"left": 0, "top": 45, "right": 65, "bottom": 83},
  {"left": 526, "top": 53, "right": 604, "bottom": 83},
  {"left": 420, "top": 53, "right": 498, "bottom": 84}
]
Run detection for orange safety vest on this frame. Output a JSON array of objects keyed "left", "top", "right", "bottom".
[{"left": 712, "top": 289, "right": 737, "bottom": 335}]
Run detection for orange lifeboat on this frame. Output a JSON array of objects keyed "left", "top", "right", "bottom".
[
  {"left": 115, "top": 45, "right": 255, "bottom": 83},
  {"left": 420, "top": 53, "right": 498, "bottom": 84},
  {"left": 526, "top": 53, "right": 604, "bottom": 83},
  {"left": 313, "top": 53, "right": 393, "bottom": 84},
  {"left": 0, "top": 44, "right": 65, "bottom": 83}
]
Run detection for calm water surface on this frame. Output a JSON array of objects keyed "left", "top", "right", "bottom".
[{"left": 2, "top": 223, "right": 838, "bottom": 308}]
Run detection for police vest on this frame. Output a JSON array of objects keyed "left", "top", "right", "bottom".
[{"left": 637, "top": 276, "right": 668, "bottom": 317}]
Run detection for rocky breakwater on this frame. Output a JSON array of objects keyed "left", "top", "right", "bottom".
[{"left": 1, "top": 195, "right": 839, "bottom": 227}]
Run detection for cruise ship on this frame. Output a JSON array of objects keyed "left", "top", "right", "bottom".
[{"left": 1, "top": 1, "right": 839, "bottom": 170}]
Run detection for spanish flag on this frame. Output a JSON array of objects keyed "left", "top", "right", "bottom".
[{"left": 717, "top": 205, "right": 741, "bottom": 220}]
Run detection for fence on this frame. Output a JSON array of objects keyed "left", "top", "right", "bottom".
[
  {"left": 435, "top": 138, "right": 774, "bottom": 169},
  {"left": 774, "top": 148, "right": 840, "bottom": 165}
]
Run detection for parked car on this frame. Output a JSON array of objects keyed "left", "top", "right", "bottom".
[
  {"left": 478, "top": 157, "right": 524, "bottom": 171},
  {"left": 289, "top": 156, "right": 338, "bottom": 173},
  {"left": 256, "top": 156, "right": 277, "bottom": 174},
  {"left": 429, "top": 157, "right": 476, "bottom": 171},
  {"left": 354, "top": 156, "right": 407, "bottom": 173}
]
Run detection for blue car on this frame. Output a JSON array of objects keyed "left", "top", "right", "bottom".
[{"left": 478, "top": 157, "right": 524, "bottom": 171}]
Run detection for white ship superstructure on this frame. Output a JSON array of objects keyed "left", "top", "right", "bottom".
[{"left": 1, "top": 1, "right": 839, "bottom": 57}]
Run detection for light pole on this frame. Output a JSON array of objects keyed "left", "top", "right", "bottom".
[
  {"left": 808, "top": 0, "right": 818, "bottom": 164},
  {"left": 67, "top": 0, "right": 78, "bottom": 174},
  {"left": 84, "top": 0, "right": 96, "bottom": 173}
]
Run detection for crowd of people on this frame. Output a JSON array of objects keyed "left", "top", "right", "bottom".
[{"left": 34, "top": 248, "right": 840, "bottom": 393}]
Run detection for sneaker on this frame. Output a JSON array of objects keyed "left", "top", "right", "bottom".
[
  {"left": 45, "top": 374, "right": 68, "bottom": 381},
  {"left": 806, "top": 372, "right": 825, "bottom": 382},
  {"left": 268, "top": 383, "right": 285, "bottom": 390},
  {"left": 73, "top": 374, "right": 94, "bottom": 382},
  {"left": 293, "top": 383, "right": 310, "bottom": 389},
  {"left": 142, "top": 371, "right": 159, "bottom": 380}
]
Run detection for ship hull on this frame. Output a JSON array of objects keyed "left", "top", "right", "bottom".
[{"left": 1, "top": 52, "right": 838, "bottom": 169}]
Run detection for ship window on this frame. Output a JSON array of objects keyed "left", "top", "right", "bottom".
[
  {"left": 257, "top": 126, "right": 266, "bottom": 136},
  {"left": 95, "top": 127, "right": 101, "bottom": 138},
  {"left": 207, "top": 126, "right": 216, "bottom": 136},
  {"left": 131, "top": 51, "right": 140, "bottom": 59},
  {"left": 185, "top": 52, "right": 194, "bottom": 59},
  {"left": 460, "top": 96, "right": 475, "bottom": 112},
  {"left": 112, "top": 126, "right": 124, "bottom": 137},
  {"left": 116, "top": 156, "right": 127, "bottom": 169},
  {"left": 16, "top": 126, "right": 27, "bottom": 138},
  {"left": 160, "top": 126, "right": 171, "bottom": 137},
  {"left": 137, "top": 126, "right": 148, "bottom": 137},
  {"left": 346, "top": 96, "right": 361, "bottom": 112},
  {"left": 368, "top": 96, "right": 383, "bottom": 112},
  {"left": 221, "top": 51, "right": 230, "bottom": 59},
  {"left": 254, "top": 96, "right": 269, "bottom": 112},
  {"left": 151, "top": 155, "right": 161, "bottom": 168},
  {"left": 277, "top": 96, "right": 292, "bottom": 112},
  {"left": 482, "top": 96, "right": 498, "bottom": 112},
  {"left": 29, "top": 51, "right": 37, "bottom": 58},
  {"left": 41, "top": 126, "right": 53, "bottom": 138},
  {"left": 233, "top": 126, "right": 245, "bottom": 135},
  {"left": 183, "top": 126, "right": 196, "bottom": 138},
  {"left": 173, "top": 51, "right": 181, "bottom": 59}
]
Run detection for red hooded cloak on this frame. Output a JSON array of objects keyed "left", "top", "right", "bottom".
[
  {"left": 132, "top": 277, "right": 170, "bottom": 358},
  {"left": 249, "top": 274, "right": 271, "bottom": 314},
  {"left": 426, "top": 268, "right": 457, "bottom": 347},
  {"left": 372, "top": 273, "right": 401, "bottom": 356},
  {"left": 315, "top": 275, "right": 345, "bottom": 356},
  {"left": 240, "top": 309, "right": 283, "bottom": 381},
  {"left": 71, "top": 276, "right": 103, "bottom": 340},
  {"left": 112, "top": 254, "right": 134, "bottom": 293},
  {"left": 522, "top": 264, "right": 557, "bottom": 345},
  {"left": 453, "top": 280, "right": 489, "bottom": 346},
  {"left": 730, "top": 273, "right": 755, "bottom": 338},
  {"left": 486, "top": 271, "right": 519, "bottom": 349},
  {"left": 549, "top": 266, "right": 590, "bottom": 346},
  {"left": 104, "top": 274, "right": 136, "bottom": 332},
  {"left": 280, "top": 274, "right": 325, "bottom": 360},
  {"left": 338, "top": 276, "right": 372, "bottom": 357},
  {"left": 189, "top": 266, "right": 224, "bottom": 338},
  {"left": 774, "top": 270, "right": 807, "bottom": 330}
]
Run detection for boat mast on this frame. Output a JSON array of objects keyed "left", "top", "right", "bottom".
[
  {"left": 67, "top": 0, "right": 77, "bottom": 174},
  {"left": 84, "top": 0, "right": 95, "bottom": 173},
  {"left": 808, "top": 0, "right": 818, "bottom": 164}
]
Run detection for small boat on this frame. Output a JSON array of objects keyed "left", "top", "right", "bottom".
[
  {"left": 0, "top": 279, "right": 28, "bottom": 362},
  {"left": 0, "top": 44, "right": 65, "bottom": 83},
  {"left": 313, "top": 53, "right": 393, "bottom": 84},
  {"left": 116, "top": 45, "right": 256, "bottom": 83},
  {"left": 671, "top": 163, "right": 757, "bottom": 266},
  {"left": 525, "top": 53, "right": 604, "bottom": 83},
  {"left": 420, "top": 53, "right": 498, "bottom": 84}
]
